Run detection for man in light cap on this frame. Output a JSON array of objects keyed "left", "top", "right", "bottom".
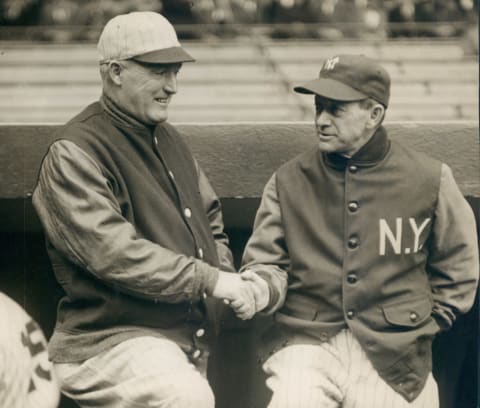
[
  {"left": 32, "top": 11, "right": 259, "bottom": 407},
  {"left": 240, "top": 55, "right": 479, "bottom": 407}
]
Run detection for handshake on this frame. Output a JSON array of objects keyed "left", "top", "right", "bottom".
[{"left": 212, "top": 270, "right": 270, "bottom": 320}]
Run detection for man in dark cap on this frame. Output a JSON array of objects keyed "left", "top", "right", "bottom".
[
  {"left": 32, "top": 11, "right": 257, "bottom": 408},
  {"left": 240, "top": 54, "right": 479, "bottom": 407}
]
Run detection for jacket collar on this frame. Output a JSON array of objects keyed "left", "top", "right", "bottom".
[
  {"left": 100, "top": 93, "right": 155, "bottom": 132},
  {"left": 323, "top": 126, "right": 390, "bottom": 170}
]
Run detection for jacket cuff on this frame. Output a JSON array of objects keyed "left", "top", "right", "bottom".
[
  {"left": 251, "top": 270, "right": 280, "bottom": 314},
  {"left": 195, "top": 260, "right": 220, "bottom": 297}
]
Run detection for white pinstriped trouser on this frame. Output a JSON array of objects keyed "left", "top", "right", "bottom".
[
  {"left": 263, "top": 329, "right": 439, "bottom": 408},
  {"left": 54, "top": 336, "right": 214, "bottom": 408}
]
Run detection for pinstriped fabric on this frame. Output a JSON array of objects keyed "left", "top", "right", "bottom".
[
  {"left": 97, "top": 12, "right": 181, "bottom": 62},
  {"left": 55, "top": 336, "right": 214, "bottom": 408},
  {"left": 263, "top": 329, "right": 438, "bottom": 408},
  {"left": 263, "top": 343, "right": 346, "bottom": 408},
  {"left": 0, "top": 293, "right": 60, "bottom": 408}
]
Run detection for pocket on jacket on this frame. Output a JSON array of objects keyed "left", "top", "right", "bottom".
[{"left": 382, "top": 295, "right": 432, "bottom": 328}]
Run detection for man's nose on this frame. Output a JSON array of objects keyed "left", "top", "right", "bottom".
[
  {"left": 315, "top": 110, "right": 331, "bottom": 126},
  {"left": 164, "top": 72, "right": 177, "bottom": 94}
]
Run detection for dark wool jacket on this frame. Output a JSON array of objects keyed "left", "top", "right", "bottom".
[
  {"left": 242, "top": 127, "right": 479, "bottom": 402},
  {"left": 33, "top": 96, "right": 234, "bottom": 364}
]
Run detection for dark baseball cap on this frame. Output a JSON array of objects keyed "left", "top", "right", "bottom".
[{"left": 294, "top": 55, "right": 390, "bottom": 107}]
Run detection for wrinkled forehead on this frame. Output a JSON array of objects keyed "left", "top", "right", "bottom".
[{"left": 314, "top": 95, "right": 354, "bottom": 107}]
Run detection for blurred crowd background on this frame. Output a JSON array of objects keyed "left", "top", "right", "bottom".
[
  {"left": 0, "top": 0, "right": 477, "bottom": 41},
  {"left": 1, "top": 0, "right": 477, "bottom": 124}
]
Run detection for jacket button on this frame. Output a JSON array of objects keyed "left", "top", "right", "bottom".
[
  {"left": 196, "top": 328, "right": 205, "bottom": 338},
  {"left": 348, "top": 201, "right": 359, "bottom": 212},
  {"left": 198, "top": 248, "right": 204, "bottom": 259},
  {"left": 184, "top": 208, "right": 192, "bottom": 218},
  {"left": 409, "top": 312, "right": 418, "bottom": 322},
  {"left": 202, "top": 292, "right": 208, "bottom": 299},
  {"left": 349, "top": 165, "right": 358, "bottom": 173},
  {"left": 347, "top": 237, "right": 359, "bottom": 249},
  {"left": 319, "top": 332, "right": 329, "bottom": 342},
  {"left": 347, "top": 274, "right": 358, "bottom": 284},
  {"left": 192, "top": 349, "right": 202, "bottom": 359},
  {"left": 347, "top": 309, "right": 355, "bottom": 319}
]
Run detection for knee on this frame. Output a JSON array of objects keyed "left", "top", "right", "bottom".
[
  {"left": 161, "top": 375, "right": 215, "bottom": 408},
  {"left": 177, "top": 385, "right": 214, "bottom": 408}
]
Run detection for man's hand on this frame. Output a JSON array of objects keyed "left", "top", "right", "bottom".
[
  {"left": 212, "top": 272, "right": 256, "bottom": 320},
  {"left": 240, "top": 270, "right": 270, "bottom": 313}
]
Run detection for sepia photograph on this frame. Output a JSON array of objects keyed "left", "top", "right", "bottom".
[{"left": 0, "top": 1, "right": 478, "bottom": 407}]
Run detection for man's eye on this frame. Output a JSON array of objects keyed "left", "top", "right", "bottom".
[
  {"left": 154, "top": 69, "right": 180, "bottom": 76},
  {"left": 316, "top": 103, "right": 343, "bottom": 115},
  {"left": 330, "top": 105, "right": 343, "bottom": 115}
]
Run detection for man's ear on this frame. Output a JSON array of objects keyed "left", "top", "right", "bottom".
[
  {"left": 368, "top": 103, "right": 385, "bottom": 128},
  {"left": 108, "top": 61, "right": 123, "bottom": 85}
]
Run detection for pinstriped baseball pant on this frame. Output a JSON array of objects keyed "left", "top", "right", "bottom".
[
  {"left": 263, "top": 329, "right": 439, "bottom": 408},
  {"left": 54, "top": 336, "right": 214, "bottom": 408}
]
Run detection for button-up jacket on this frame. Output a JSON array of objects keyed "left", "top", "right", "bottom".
[
  {"left": 241, "top": 127, "right": 479, "bottom": 401},
  {"left": 33, "top": 95, "right": 234, "bottom": 364}
]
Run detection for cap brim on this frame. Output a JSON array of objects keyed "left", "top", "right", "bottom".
[
  {"left": 133, "top": 46, "right": 195, "bottom": 64},
  {"left": 294, "top": 78, "right": 367, "bottom": 102}
]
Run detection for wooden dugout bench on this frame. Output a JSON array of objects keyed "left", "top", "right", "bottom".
[{"left": 0, "top": 122, "right": 478, "bottom": 408}]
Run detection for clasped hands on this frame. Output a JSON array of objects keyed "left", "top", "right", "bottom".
[{"left": 212, "top": 270, "right": 269, "bottom": 320}]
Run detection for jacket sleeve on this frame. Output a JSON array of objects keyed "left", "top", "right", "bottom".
[
  {"left": 428, "top": 163, "right": 479, "bottom": 330},
  {"left": 196, "top": 163, "right": 236, "bottom": 273},
  {"left": 240, "top": 174, "right": 289, "bottom": 314},
  {"left": 32, "top": 140, "right": 220, "bottom": 303}
]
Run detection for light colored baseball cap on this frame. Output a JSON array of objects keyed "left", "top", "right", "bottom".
[{"left": 97, "top": 11, "right": 195, "bottom": 64}]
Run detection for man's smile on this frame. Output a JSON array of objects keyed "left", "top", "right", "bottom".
[{"left": 154, "top": 97, "right": 170, "bottom": 105}]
